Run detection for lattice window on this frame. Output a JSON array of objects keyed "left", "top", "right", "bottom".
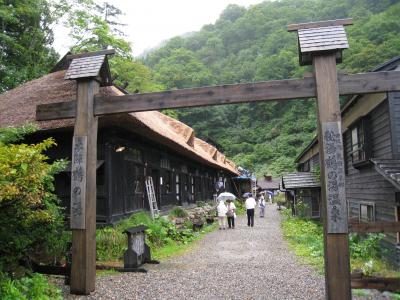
[
  {"left": 124, "top": 148, "right": 142, "bottom": 163},
  {"left": 359, "top": 202, "right": 375, "bottom": 222},
  {"left": 160, "top": 158, "right": 170, "bottom": 169},
  {"left": 350, "top": 117, "right": 370, "bottom": 166}
]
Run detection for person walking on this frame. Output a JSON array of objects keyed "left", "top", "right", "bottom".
[
  {"left": 245, "top": 196, "right": 256, "bottom": 227},
  {"left": 259, "top": 195, "right": 266, "bottom": 218},
  {"left": 226, "top": 199, "right": 236, "bottom": 229},
  {"left": 217, "top": 200, "right": 228, "bottom": 230}
]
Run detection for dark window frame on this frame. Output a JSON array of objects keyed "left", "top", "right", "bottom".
[
  {"left": 349, "top": 116, "right": 371, "bottom": 167},
  {"left": 303, "top": 160, "right": 310, "bottom": 172},
  {"left": 359, "top": 202, "right": 375, "bottom": 223}
]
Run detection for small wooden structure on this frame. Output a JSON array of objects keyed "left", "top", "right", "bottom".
[
  {"left": 122, "top": 225, "right": 153, "bottom": 271},
  {"left": 281, "top": 172, "right": 321, "bottom": 218},
  {"left": 29, "top": 18, "right": 400, "bottom": 298}
]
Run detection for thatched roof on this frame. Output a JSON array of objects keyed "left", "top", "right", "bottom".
[{"left": 0, "top": 70, "right": 238, "bottom": 174}]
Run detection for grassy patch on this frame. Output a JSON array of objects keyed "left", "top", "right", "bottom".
[
  {"left": 96, "top": 211, "right": 218, "bottom": 263},
  {"left": 280, "top": 208, "right": 400, "bottom": 277},
  {"left": 0, "top": 273, "right": 62, "bottom": 300},
  {"left": 281, "top": 211, "right": 324, "bottom": 273},
  {"left": 153, "top": 222, "right": 217, "bottom": 260}
]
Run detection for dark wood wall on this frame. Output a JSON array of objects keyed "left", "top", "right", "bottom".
[
  {"left": 296, "top": 95, "right": 400, "bottom": 267},
  {"left": 389, "top": 92, "right": 400, "bottom": 159},
  {"left": 343, "top": 98, "right": 399, "bottom": 267},
  {"left": 29, "top": 126, "right": 234, "bottom": 225}
]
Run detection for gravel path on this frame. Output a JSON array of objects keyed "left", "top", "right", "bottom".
[{"left": 61, "top": 204, "right": 326, "bottom": 299}]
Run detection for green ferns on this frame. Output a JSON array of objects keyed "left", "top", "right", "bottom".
[
  {"left": 281, "top": 209, "right": 397, "bottom": 276},
  {"left": 0, "top": 273, "right": 61, "bottom": 300}
]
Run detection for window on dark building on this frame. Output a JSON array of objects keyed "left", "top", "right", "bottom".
[
  {"left": 311, "top": 196, "right": 320, "bottom": 217},
  {"left": 124, "top": 148, "right": 142, "bottom": 163},
  {"left": 134, "top": 166, "right": 144, "bottom": 194},
  {"left": 176, "top": 174, "right": 180, "bottom": 201},
  {"left": 303, "top": 160, "right": 310, "bottom": 172},
  {"left": 359, "top": 202, "right": 375, "bottom": 222},
  {"left": 160, "top": 158, "right": 170, "bottom": 169},
  {"left": 165, "top": 171, "right": 171, "bottom": 193},
  {"left": 350, "top": 117, "right": 370, "bottom": 165}
]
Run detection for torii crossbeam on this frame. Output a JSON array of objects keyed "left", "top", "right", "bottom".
[{"left": 35, "top": 19, "right": 399, "bottom": 299}]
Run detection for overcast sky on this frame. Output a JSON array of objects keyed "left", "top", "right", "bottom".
[{"left": 53, "top": 0, "right": 266, "bottom": 57}]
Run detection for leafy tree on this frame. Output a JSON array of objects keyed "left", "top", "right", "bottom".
[
  {"left": 144, "top": 0, "right": 400, "bottom": 177},
  {"left": 0, "top": 0, "right": 61, "bottom": 92},
  {"left": 65, "top": 0, "right": 162, "bottom": 93},
  {"left": 0, "top": 125, "right": 67, "bottom": 273},
  {"left": 153, "top": 48, "right": 214, "bottom": 89}
]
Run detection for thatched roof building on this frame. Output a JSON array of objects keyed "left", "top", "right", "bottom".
[
  {"left": 0, "top": 57, "right": 238, "bottom": 223},
  {"left": 0, "top": 69, "right": 237, "bottom": 174}
]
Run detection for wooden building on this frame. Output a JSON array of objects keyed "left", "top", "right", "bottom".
[
  {"left": 257, "top": 175, "right": 280, "bottom": 192},
  {"left": 257, "top": 175, "right": 280, "bottom": 202},
  {"left": 281, "top": 171, "right": 321, "bottom": 218},
  {"left": 0, "top": 56, "right": 238, "bottom": 225},
  {"left": 296, "top": 56, "right": 400, "bottom": 268}
]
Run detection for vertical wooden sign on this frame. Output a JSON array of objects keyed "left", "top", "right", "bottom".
[
  {"left": 70, "top": 136, "right": 87, "bottom": 229},
  {"left": 314, "top": 53, "right": 351, "bottom": 300},
  {"left": 70, "top": 80, "right": 99, "bottom": 295},
  {"left": 321, "top": 122, "right": 348, "bottom": 233}
]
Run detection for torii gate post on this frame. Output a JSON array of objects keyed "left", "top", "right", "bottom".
[
  {"left": 289, "top": 19, "right": 353, "bottom": 299},
  {"left": 69, "top": 78, "right": 99, "bottom": 294},
  {"left": 35, "top": 20, "right": 400, "bottom": 297},
  {"left": 63, "top": 51, "right": 114, "bottom": 294}
]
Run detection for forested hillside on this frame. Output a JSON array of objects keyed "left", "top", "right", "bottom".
[{"left": 144, "top": 0, "right": 400, "bottom": 177}]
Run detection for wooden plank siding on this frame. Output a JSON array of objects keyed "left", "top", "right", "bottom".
[
  {"left": 344, "top": 99, "right": 399, "bottom": 267},
  {"left": 25, "top": 126, "right": 226, "bottom": 226},
  {"left": 389, "top": 92, "right": 400, "bottom": 158},
  {"left": 300, "top": 98, "right": 400, "bottom": 267}
]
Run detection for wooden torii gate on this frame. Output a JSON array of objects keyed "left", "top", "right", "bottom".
[{"left": 36, "top": 19, "right": 400, "bottom": 299}]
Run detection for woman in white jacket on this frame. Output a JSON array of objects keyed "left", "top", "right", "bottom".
[{"left": 217, "top": 200, "right": 228, "bottom": 230}]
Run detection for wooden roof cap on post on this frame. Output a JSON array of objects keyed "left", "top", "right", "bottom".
[
  {"left": 64, "top": 49, "right": 116, "bottom": 86},
  {"left": 287, "top": 18, "right": 353, "bottom": 66}
]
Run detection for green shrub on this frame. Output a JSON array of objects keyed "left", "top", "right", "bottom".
[
  {"left": 349, "top": 233, "right": 386, "bottom": 260},
  {"left": 146, "top": 217, "right": 195, "bottom": 247},
  {"left": 183, "top": 219, "right": 194, "bottom": 229},
  {"left": 96, "top": 212, "right": 153, "bottom": 261},
  {"left": 281, "top": 211, "right": 398, "bottom": 276},
  {"left": 295, "top": 200, "right": 309, "bottom": 219},
  {"left": 168, "top": 206, "right": 188, "bottom": 218},
  {"left": 234, "top": 200, "right": 246, "bottom": 215},
  {"left": 196, "top": 201, "right": 206, "bottom": 207},
  {"left": 96, "top": 211, "right": 197, "bottom": 261},
  {"left": 0, "top": 125, "right": 68, "bottom": 273},
  {"left": 0, "top": 273, "right": 62, "bottom": 300}
]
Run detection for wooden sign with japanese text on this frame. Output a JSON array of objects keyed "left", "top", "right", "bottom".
[
  {"left": 70, "top": 136, "right": 87, "bottom": 229},
  {"left": 322, "top": 122, "right": 348, "bottom": 233},
  {"left": 131, "top": 233, "right": 145, "bottom": 256}
]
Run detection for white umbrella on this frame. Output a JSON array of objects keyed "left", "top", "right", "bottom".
[{"left": 217, "top": 192, "right": 236, "bottom": 201}]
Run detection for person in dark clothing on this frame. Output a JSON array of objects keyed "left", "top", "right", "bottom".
[
  {"left": 245, "top": 196, "right": 256, "bottom": 227},
  {"left": 226, "top": 199, "right": 236, "bottom": 229}
]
